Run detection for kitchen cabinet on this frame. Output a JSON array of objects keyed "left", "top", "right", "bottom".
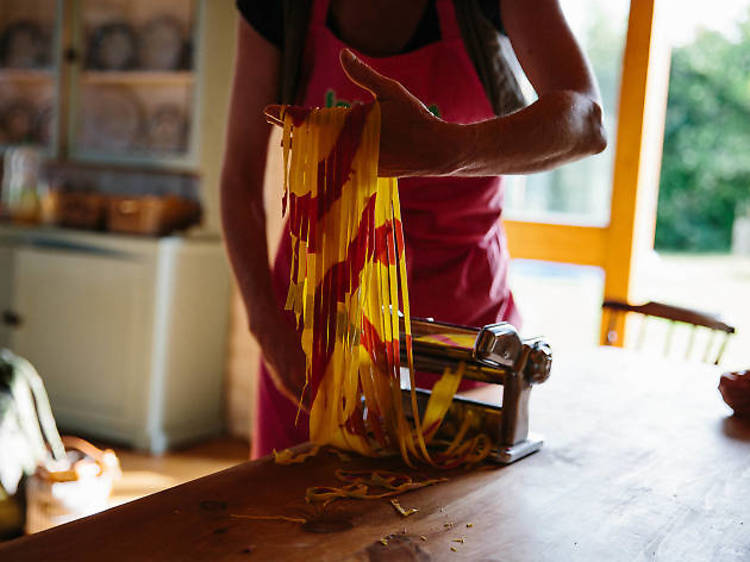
[
  {"left": 0, "top": 245, "right": 15, "bottom": 347},
  {"left": 0, "top": 225, "right": 230, "bottom": 453},
  {"left": 0, "top": 0, "right": 236, "bottom": 450},
  {"left": 0, "top": 1, "right": 236, "bottom": 450},
  {"left": 0, "top": 0, "right": 238, "bottom": 233},
  {"left": 0, "top": 1, "right": 62, "bottom": 156},
  {"left": 68, "top": 0, "right": 201, "bottom": 168},
  {"left": 0, "top": 0, "right": 200, "bottom": 168}
]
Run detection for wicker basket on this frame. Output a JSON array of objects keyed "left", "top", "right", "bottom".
[
  {"left": 58, "top": 192, "right": 107, "bottom": 230},
  {"left": 25, "top": 437, "right": 120, "bottom": 534},
  {"left": 106, "top": 195, "right": 200, "bottom": 236}
]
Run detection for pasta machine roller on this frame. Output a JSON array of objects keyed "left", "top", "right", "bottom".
[{"left": 400, "top": 317, "right": 552, "bottom": 464}]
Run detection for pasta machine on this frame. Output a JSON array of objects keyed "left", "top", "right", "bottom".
[{"left": 400, "top": 317, "right": 552, "bottom": 464}]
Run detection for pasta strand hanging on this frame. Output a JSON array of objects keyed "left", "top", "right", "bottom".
[{"left": 279, "top": 102, "right": 486, "bottom": 467}]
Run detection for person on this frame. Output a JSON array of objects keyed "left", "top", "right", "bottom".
[
  {"left": 719, "top": 370, "right": 750, "bottom": 417},
  {"left": 221, "top": 0, "right": 607, "bottom": 458}
]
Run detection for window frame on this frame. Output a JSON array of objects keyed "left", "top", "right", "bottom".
[{"left": 505, "top": 0, "right": 671, "bottom": 346}]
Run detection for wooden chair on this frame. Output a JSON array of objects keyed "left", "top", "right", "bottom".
[{"left": 602, "top": 299, "right": 736, "bottom": 365}]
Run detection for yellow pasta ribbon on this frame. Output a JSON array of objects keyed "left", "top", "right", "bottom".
[{"left": 279, "top": 103, "right": 489, "bottom": 469}]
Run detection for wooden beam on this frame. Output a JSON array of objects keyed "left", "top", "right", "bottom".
[
  {"left": 600, "top": 0, "right": 671, "bottom": 344},
  {"left": 504, "top": 221, "right": 607, "bottom": 267}
]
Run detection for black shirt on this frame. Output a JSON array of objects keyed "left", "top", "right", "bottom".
[{"left": 236, "top": 1, "right": 504, "bottom": 53}]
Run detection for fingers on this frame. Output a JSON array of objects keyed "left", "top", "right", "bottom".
[
  {"left": 266, "top": 344, "right": 309, "bottom": 411},
  {"left": 266, "top": 360, "right": 308, "bottom": 410},
  {"left": 719, "top": 371, "right": 750, "bottom": 416},
  {"left": 339, "top": 48, "right": 396, "bottom": 99},
  {"left": 264, "top": 104, "right": 282, "bottom": 127}
]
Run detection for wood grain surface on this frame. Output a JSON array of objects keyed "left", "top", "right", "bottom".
[{"left": 2, "top": 347, "right": 749, "bottom": 561}]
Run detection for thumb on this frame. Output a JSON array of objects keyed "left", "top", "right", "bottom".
[{"left": 339, "top": 48, "right": 395, "bottom": 99}]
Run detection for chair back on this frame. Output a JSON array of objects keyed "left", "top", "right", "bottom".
[{"left": 602, "top": 299, "right": 735, "bottom": 365}]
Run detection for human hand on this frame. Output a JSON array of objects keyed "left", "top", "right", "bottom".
[
  {"left": 718, "top": 370, "right": 750, "bottom": 417},
  {"left": 338, "top": 48, "right": 465, "bottom": 177},
  {"left": 264, "top": 49, "right": 467, "bottom": 178},
  {"left": 257, "top": 312, "right": 309, "bottom": 412}
]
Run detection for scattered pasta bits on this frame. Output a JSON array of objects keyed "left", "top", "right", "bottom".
[
  {"left": 328, "top": 448, "right": 352, "bottom": 462},
  {"left": 420, "top": 536, "right": 428, "bottom": 542},
  {"left": 306, "top": 469, "right": 446, "bottom": 505},
  {"left": 466, "top": 522, "right": 473, "bottom": 528},
  {"left": 452, "top": 537, "right": 465, "bottom": 543},
  {"left": 278, "top": 103, "right": 492, "bottom": 468},
  {"left": 273, "top": 445, "right": 320, "bottom": 465},
  {"left": 229, "top": 514, "right": 307, "bottom": 524},
  {"left": 450, "top": 546, "right": 458, "bottom": 552},
  {"left": 390, "top": 498, "right": 419, "bottom": 517}
]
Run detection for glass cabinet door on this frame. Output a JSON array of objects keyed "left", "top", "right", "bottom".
[
  {"left": 69, "top": 0, "right": 199, "bottom": 168},
  {"left": 0, "top": 0, "right": 62, "bottom": 156}
]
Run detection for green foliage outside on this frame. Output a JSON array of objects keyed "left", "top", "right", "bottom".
[{"left": 655, "top": 16, "right": 750, "bottom": 252}]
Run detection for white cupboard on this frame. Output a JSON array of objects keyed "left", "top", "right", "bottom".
[{"left": 0, "top": 225, "right": 230, "bottom": 453}]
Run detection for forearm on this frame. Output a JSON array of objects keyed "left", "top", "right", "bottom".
[
  {"left": 221, "top": 145, "right": 307, "bottom": 404},
  {"left": 221, "top": 170, "right": 279, "bottom": 338},
  {"left": 444, "top": 90, "right": 607, "bottom": 177},
  {"left": 221, "top": 18, "right": 283, "bottom": 340}
]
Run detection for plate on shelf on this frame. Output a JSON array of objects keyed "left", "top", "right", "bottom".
[
  {"left": 147, "top": 104, "right": 188, "bottom": 153},
  {"left": 0, "top": 99, "right": 35, "bottom": 144},
  {"left": 0, "top": 21, "right": 50, "bottom": 69},
  {"left": 138, "top": 16, "right": 186, "bottom": 71},
  {"left": 79, "top": 86, "right": 144, "bottom": 153},
  {"left": 87, "top": 22, "right": 137, "bottom": 71}
]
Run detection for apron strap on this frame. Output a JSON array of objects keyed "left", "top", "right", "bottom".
[
  {"left": 311, "top": 0, "right": 332, "bottom": 25},
  {"left": 436, "top": 0, "right": 462, "bottom": 40},
  {"left": 281, "top": 0, "right": 313, "bottom": 104}
]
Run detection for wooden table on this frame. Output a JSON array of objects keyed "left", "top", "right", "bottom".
[{"left": 3, "top": 348, "right": 749, "bottom": 561}]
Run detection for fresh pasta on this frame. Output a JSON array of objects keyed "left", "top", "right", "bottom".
[{"left": 279, "top": 102, "right": 491, "bottom": 468}]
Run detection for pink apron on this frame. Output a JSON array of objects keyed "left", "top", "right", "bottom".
[{"left": 251, "top": 0, "right": 520, "bottom": 458}]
